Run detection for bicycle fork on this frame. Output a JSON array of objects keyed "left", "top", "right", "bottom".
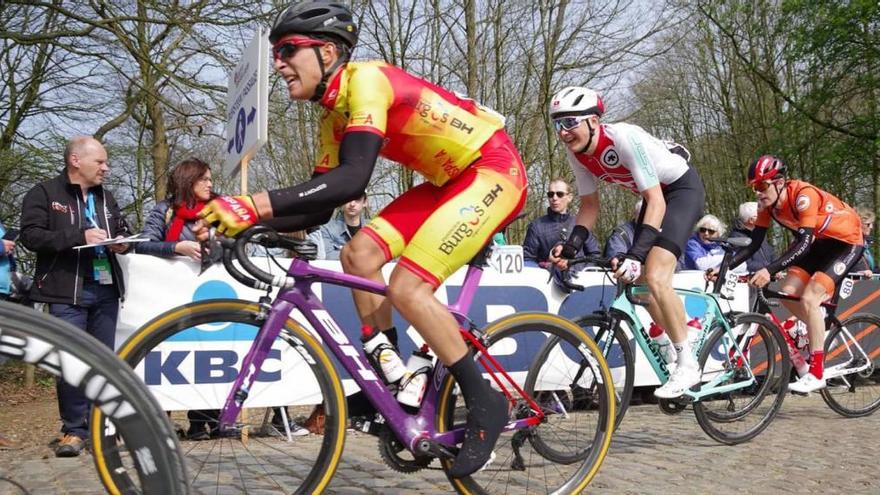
[{"left": 218, "top": 300, "right": 286, "bottom": 430}]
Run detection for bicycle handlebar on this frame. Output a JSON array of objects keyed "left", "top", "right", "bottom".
[
  {"left": 218, "top": 237, "right": 272, "bottom": 291},
  {"left": 207, "top": 225, "right": 320, "bottom": 290},
  {"left": 560, "top": 255, "right": 615, "bottom": 292}
]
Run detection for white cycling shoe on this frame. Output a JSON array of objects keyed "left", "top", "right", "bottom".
[
  {"left": 789, "top": 373, "right": 826, "bottom": 394},
  {"left": 654, "top": 364, "right": 701, "bottom": 399}
]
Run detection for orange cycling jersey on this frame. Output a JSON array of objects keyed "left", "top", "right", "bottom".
[
  {"left": 315, "top": 61, "right": 505, "bottom": 186},
  {"left": 756, "top": 179, "right": 862, "bottom": 245}
]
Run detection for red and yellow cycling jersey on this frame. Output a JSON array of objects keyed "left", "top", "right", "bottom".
[
  {"left": 756, "top": 180, "right": 863, "bottom": 245},
  {"left": 315, "top": 61, "right": 505, "bottom": 186}
]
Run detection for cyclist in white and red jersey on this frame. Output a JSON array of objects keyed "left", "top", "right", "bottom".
[{"left": 548, "top": 87, "right": 706, "bottom": 398}]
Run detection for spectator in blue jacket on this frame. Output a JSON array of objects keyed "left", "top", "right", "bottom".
[
  {"left": 136, "top": 158, "right": 216, "bottom": 261},
  {"left": 523, "top": 178, "right": 599, "bottom": 268},
  {"left": 605, "top": 199, "right": 685, "bottom": 271},
  {"left": 0, "top": 220, "right": 15, "bottom": 300},
  {"left": 728, "top": 202, "right": 775, "bottom": 273},
  {"left": 684, "top": 214, "right": 726, "bottom": 271},
  {"left": 316, "top": 192, "right": 367, "bottom": 260}
]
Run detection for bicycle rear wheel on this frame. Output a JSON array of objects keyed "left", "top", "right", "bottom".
[
  {"left": 89, "top": 299, "right": 347, "bottom": 494},
  {"left": 574, "top": 314, "right": 634, "bottom": 428},
  {"left": 0, "top": 301, "right": 188, "bottom": 494},
  {"left": 692, "top": 313, "right": 790, "bottom": 445},
  {"left": 820, "top": 313, "right": 880, "bottom": 417},
  {"left": 437, "top": 312, "right": 615, "bottom": 494}
]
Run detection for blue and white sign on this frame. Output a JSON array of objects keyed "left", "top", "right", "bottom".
[{"left": 224, "top": 29, "right": 268, "bottom": 177}]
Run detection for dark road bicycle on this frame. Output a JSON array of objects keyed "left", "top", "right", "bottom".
[
  {"left": 0, "top": 301, "right": 188, "bottom": 494},
  {"left": 91, "top": 225, "right": 615, "bottom": 494}
]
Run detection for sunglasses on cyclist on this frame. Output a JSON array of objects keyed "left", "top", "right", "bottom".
[
  {"left": 751, "top": 181, "right": 774, "bottom": 193},
  {"left": 547, "top": 191, "right": 569, "bottom": 199},
  {"left": 699, "top": 227, "right": 717, "bottom": 235},
  {"left": 553, "top": 115, "right": 591, "bottom": 132},
  {"left": 272, "top": 35, "right": 325, "bottom": 60}
]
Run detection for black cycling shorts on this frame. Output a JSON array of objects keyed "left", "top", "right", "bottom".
[
  {"left": 788, "top": 238, "right": 864, "bottom": 294},
  {"left": 636, "top": 166, "right": 705, "bottom": 259}
]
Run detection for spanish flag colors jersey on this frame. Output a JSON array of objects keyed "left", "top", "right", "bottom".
[
  {"left": 316, "top": 61, "right": 506, "bottom": 186},
  {"left": 756, "top": 180, "right": 863, "bottom": 245}
]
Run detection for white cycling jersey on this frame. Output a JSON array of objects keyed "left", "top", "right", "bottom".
[{"left": 566, "top": 122, "right": 689, "bottom": 196}]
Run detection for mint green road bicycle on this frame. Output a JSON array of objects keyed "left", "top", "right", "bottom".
[{"left": 558, "top": 239, "right": 791, "bottom": 445}]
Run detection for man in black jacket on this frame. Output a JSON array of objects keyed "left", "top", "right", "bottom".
[
  {"left": 20, "top": 136, "right": 131, "bottom": 457},
  {"left": 728, "top": 201, "right": 775, "bottom": 272},
  {"left": 523, "top": 178, "right": 599, "bottom": 268}
]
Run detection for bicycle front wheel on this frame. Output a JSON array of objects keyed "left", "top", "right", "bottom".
[
  {"left": 574, "top": 314, "right": 634, "bottom": 428},
  {"left": 693, "top": 313, "right": 790, "bottom": 445},
  {"left": 820, "top": 313, "right": 880, "bottom": 417},
  {"left": 89, "top": 299, "right": 347, "bottom": 495},
  {"left": 0, "top": 301, "right": 188, "bottom": 495},
  {"left": 437, "top": 312, "right": 615, "bottom": 494}
]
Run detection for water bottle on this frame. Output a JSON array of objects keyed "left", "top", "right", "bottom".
[
  {"left": 781, "top": 317, "right": 809, "bottom": 351},
  {"left": 397, "top": 344, "right": 434, "bottom": 408},
  {"left": 362, "top": 326, "right": 407, "bottom": 387},
  {"left": 686, "top": 317, "right": 702, "bottom": 349},
  {"left": 781, "top": 318, "right": 809, "bottom": 376},
  {"left": 648, "top": 322, "right": 677, "bottom": 364}
]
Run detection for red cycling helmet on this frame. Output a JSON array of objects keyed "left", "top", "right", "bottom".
[{"left": 747, "top": 155, "right": 787, "bottom": 186}]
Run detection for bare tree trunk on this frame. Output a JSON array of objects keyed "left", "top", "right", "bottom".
[
  {"left": 464, "top": 0, "right": 476, "bottom": 95},
  {"left": 147, "top": 96, "right": 169, "bottom": 201}
]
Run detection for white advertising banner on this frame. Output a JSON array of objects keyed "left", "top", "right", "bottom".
[{"left": 116, "top": 254, "right": 749, "bottom": 410}]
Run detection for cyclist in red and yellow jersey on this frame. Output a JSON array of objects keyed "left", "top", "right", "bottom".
[
  {"left": 198, "top": 2, "right": 526, "bottom": 477},
  {"left": 727, "top": 155, "right": 864, "bottom": 393}
]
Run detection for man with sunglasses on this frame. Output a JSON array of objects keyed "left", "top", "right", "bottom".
[
  {"left": 523, "top": 178, "right": 599, "bottom": 269},
  {"left": 547, "top": 86, "right": 706, "bottom": 399},
  {"left": 724, "top": 155, "right": 863, "bottom": 393},
  {"left": 196, "top": 1, "right": 526, "bottom": 478}
]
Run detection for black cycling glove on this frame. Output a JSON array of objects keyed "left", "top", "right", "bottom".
[
  {"left": 560, "top": 225, "right": 590, "bottom": 259},
  {"left": 627, "top": 224, "right": 659, "bottom": 262}
]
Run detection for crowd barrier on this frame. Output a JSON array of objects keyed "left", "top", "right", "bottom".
[{"left": 116, "top": 254, "right": 880, "bottom": 410}]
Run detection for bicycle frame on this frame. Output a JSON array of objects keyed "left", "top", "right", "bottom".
[
  {"left": 605, "top": 284, "right": 756, "bottom": 401},
  {"left": 217, "top": 257, "right": 544, "bottom": 452},
  {"left": 757, "top": 286, "right": 873, "bottom": 380}
]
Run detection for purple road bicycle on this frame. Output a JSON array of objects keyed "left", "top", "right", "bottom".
[{"left": 91, "top": 225, "right": 615, "bottom": 494}]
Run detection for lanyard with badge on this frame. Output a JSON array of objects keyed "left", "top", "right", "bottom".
[{"left": 84, "top": 191, "right": 113, "bottom": 285}]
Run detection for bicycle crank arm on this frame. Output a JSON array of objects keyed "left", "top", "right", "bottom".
[{"left": 416, "top": 438, "right": 458, "bottom": 460}]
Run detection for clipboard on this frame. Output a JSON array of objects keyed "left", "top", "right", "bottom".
[{"left": 74, "top": 234, "right": 149, "bottom": 250}]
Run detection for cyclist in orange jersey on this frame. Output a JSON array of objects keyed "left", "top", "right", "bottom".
[
  {"left": 726, "top": 155, "right": 864, "bottom": 393},
  {"left": 197, "top": 2, "right": 526, "bottom": 477}
]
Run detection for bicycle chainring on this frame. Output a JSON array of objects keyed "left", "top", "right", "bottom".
[
  {"left": 658, "top": 398, "right": 687, "bottom": 415},
  {"left": 378, "top": 428, "right": 434, "bottom": 473}
]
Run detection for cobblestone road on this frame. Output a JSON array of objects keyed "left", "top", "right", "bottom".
[{"left": 2, "top": 394, "right": 877, "bottom": 494}]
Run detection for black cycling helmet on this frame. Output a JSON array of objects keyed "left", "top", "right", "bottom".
[{"left": 269, "top": 1, "right": 358, "bottom": 49}]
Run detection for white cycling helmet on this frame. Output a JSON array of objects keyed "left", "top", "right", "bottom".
[{"left": 549, "top": 87, "right": 605, "bottom": 118}]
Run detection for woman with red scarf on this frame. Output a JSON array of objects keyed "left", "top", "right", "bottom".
[
  {"left": 136, "top": 158, "right": 218, "bottom": 439},
  {"left": 137, "top": 158, "right": 215, "bottom": 261}
]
